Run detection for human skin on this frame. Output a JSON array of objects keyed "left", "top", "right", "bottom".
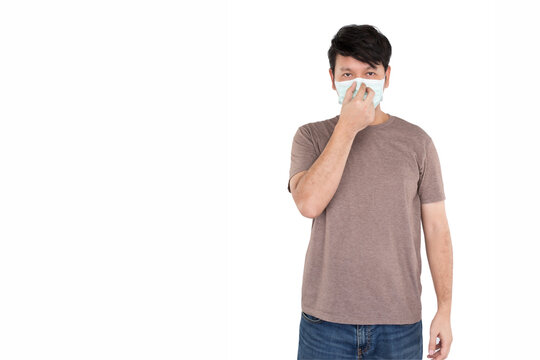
[
  {"left": 423, "top": 200, "right": 453, "bottom": 359},
  {"left": 289, "top": 55, "right": 383, "bottom": 218},
  {"left": 290, "top": 53, "right": 453, "bottom": 359}
]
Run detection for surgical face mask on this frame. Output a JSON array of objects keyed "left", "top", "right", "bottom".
[{"left": 334, "top": 76, "right": 386, "bottom": 107}]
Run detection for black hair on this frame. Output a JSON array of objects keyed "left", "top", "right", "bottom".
[{"left": 328, "top": 24, "right": 392, "bottom": 76}]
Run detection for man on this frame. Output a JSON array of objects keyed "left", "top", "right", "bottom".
[{"left": 288, "top": 24, "right": 453, "bottom": 360}]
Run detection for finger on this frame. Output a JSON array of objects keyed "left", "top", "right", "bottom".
[
  {"left": 354, "top": 82, "right": 367, "bottom": 101},
  {"left": 427, "top": 342, "right": 441, "bottom": 358},
  {"left": 438, "top": 337, "right": 451, "bottom": 359},
  {"left": 364, "top": 87, "right": 375, "bottom": 103},
  {"left": 428, "top": 349, "right": 442, "bottom": 359},
  {"left": 429, "top": 343, "right": 443, "bottom": 359},
  {"left": 428, "top": 334, "right": 438, "bottom": 358},
  {"left": 343, "top": 81, "right": 357, "bottom": 103}
]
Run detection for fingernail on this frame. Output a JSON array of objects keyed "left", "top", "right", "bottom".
[{"left": 429, "top": 349, "right": 434, "bottom": 355}]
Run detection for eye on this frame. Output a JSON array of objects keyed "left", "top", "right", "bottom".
[
  {"left": 343, "top": 73, "right": 352, "bottom": 77},
  {"left": 367, "top": 72, "right": 376, "bottom": 76}
]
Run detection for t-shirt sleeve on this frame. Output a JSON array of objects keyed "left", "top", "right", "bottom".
[
  {"left": 418, "top": 136, "right": 446, "bottom": 204},
  {"left": 288, "top": 125, "right": 319, "bottom": 193}
]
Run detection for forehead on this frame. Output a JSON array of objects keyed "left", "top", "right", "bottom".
[{"left": 335, "top": 54, "right": 381, "bottom": 72}]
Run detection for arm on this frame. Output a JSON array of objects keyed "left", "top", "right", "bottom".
[
  {"left": 289, "top": 82, "right": 376, "bottom": 218},
  {"left": 421, "top": 200, "right": 453, "bottom": 359},
  {"left": 290, "top": 122, "right": 356, "bottom": 218}
]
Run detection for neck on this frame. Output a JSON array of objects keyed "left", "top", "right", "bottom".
[{"left": 368, "top": 108, "right": 390, "bottom": 126}]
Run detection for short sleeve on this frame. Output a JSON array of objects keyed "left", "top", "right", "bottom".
[
  {"left": 288, "top": 125, "right": 319, "bottom": 193},
  {"left": 418, "top": 136, "right": 446, "bottom": 204}
]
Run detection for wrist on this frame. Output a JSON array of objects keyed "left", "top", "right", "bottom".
[
  {"left": 334, "top": 121, "right": 358, "bottom": 142},
  {"left": 437, "top": 304, "right": 452, "bottom": 316}
]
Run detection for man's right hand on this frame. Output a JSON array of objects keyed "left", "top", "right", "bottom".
[{"left": 337, "top": 82, "right": 376, "bottom": 135}]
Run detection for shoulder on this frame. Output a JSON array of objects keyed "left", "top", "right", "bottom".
[
  {"left": 295, "top": 115, "right": 339, "bottom": 143},
  {"left": 297, "top": 115, "right": 339, "bottom": 133},
  {"left": 391, "top": 115, "right": 431, "bottom": 139},
  {"left": 390, "top": 115, "right": 435, "bottom": 148}
]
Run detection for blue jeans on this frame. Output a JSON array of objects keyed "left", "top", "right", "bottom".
[{"left": 298, "top": 311, "right": 423, "bottom": 360}]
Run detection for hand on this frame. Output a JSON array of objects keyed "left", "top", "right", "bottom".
[
  {"left": 337, "top": 82, "right": 376, "bottom": 135},
  {"left": 427, "top": 310, "right": 453, "bottom": 359}
]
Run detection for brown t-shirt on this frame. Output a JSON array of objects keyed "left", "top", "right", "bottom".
[{"left": 288, "top": 114, "right": 446, "bottom": 325}]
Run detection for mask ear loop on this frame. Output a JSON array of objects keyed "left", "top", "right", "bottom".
[{"left": 379, "top": 75, "right": 386, "bottom": 102}]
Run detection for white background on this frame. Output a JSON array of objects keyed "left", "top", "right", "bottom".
[
  {"left": 228, "top": 1, "right": 490, "bottom": 359},
  {"left": 0, "top": 0, "right": 538, "bottom": 359}
]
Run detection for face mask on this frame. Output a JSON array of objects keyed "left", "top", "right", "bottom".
[{"left": 335, "top": 76, "right": 386, "bottom": 107}]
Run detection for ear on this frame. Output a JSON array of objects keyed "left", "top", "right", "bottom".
[
  {"left": 329, "top": 68, "right": 336, "bottom": 91},
  {"left": 384, "top": 65, "right": 391, "bottom": 89}
]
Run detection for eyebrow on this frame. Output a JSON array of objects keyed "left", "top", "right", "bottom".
[{"left": 339, "top": 66, "right": 377, "bottom": 72}]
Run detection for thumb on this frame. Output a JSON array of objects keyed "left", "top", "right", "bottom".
[
  {"left": 428, "top": 333, "right": 437, "bottom": 357},
  {"left": 343, "top": 81, "right": 357, "bottom": 103},
  {"left": 365, "top": 87, "right": 375, "bottom": 103}
]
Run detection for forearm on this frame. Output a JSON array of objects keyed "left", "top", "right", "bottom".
[
  {"left": 425, "top": 228, "right": 454, "bottom": 315},
  {"left": 297, "top": 122, "right": 356, "bottom": 218}
]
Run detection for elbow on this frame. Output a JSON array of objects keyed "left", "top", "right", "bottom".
[
  {"left": 298, "top": 197, "right": 323, "bottom": 219},
  {"left": 292, "top": 180, "right": 324, "bottom": 218},
  {"left": 300, "top": 207, "right": 319, "bottom": 219}
]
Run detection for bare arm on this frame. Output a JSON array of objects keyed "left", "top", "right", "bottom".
[
  {"left": 291, "top": 123, "right": 357, "bottom": 218},
  {"left": 291, "top": 82, "right": 376, "bottom": 218},
  {"left": 422, "top": 200, "right": 453, "bottom": 359},
  {"left": 422, "top": 200, "right": 453, "bottom": 313}
]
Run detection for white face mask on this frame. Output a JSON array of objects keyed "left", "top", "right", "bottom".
[{"left": 334, "top": 76, "right": 386, "bottom": 107}]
